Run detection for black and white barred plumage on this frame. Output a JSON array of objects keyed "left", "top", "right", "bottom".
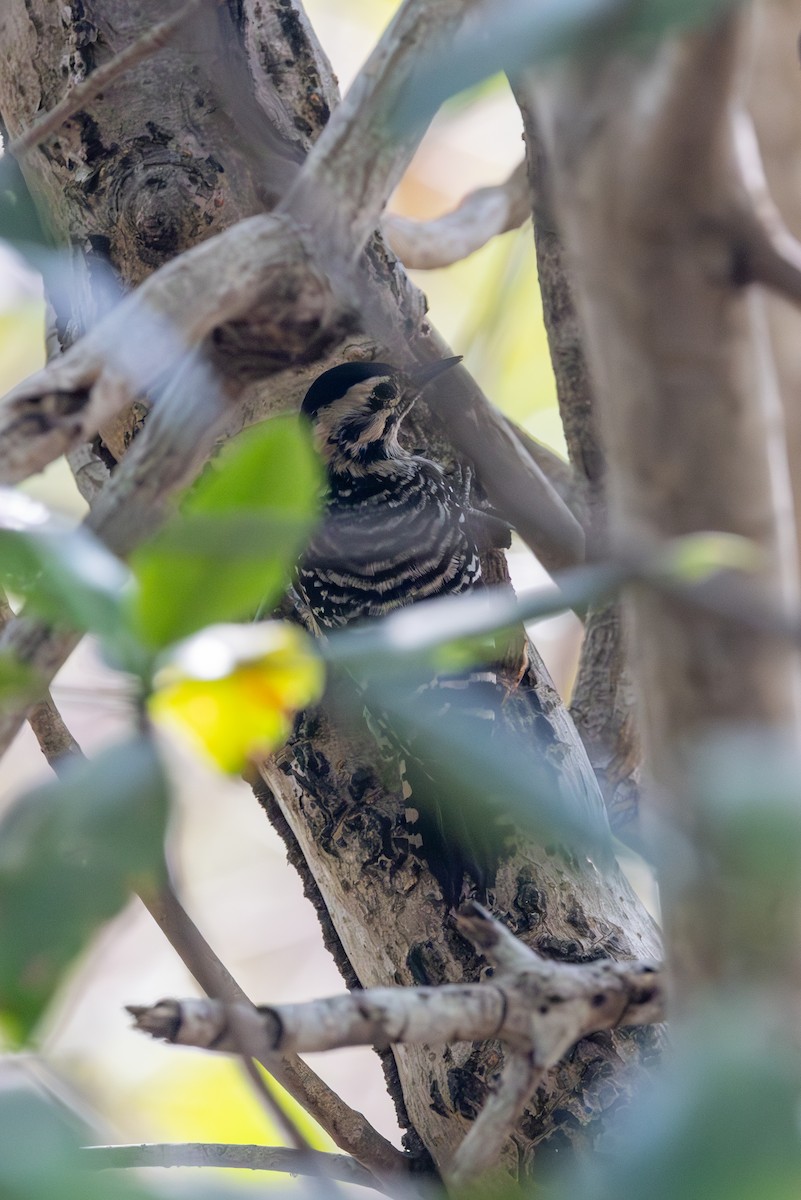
[
  {"left": 296, "top": 358, "right": 492, "bottom": 630},
  {"left": 295, "top": 358, "right": 512, "bottom": 902}
]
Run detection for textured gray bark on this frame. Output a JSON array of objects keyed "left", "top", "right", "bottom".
[
  {"left": 257, "top": 656, "right": 661, "bottom": 1177},
  {"left": 0, "top": 0, "right": 661, "bottom": 1185}
]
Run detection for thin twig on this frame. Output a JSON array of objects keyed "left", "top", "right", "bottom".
[
  {"left": 0, "top": 588, "right": 82, "bottom": 775},
  {"left": 10, "top": 0, "right": 217, "bottom": 157},
  {"left": 140, "top": 882, "right": 409, "bottom": 1181},
  {"left": 82, "top": 1143, "right": 386, "bottom": 1191},
  {"left": 226, "top": 1018, "right": 313, "bottom": 1155},
  {"left": 383, "top": 162, "right": 530, "bottom": 269}
]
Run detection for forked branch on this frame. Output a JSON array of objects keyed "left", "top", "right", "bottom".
[{"left": 130, "top": 904, "right": 664, "bottom": 1186}]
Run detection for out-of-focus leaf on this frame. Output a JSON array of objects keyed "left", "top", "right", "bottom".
[
  {"left": 150, "top": 622, "right": 324, "bottom": 773},
  {"left": 557, "top": 1007, "right": 801, "bottom": 1200},
  {"left": 0, "top": 488, "right": 129, "bottom": 635},
  {"left": 669, "top": 734, "right": 801, "bottom": 973},
  {"left": 0, "top": 301, "right": 45, "bottom": 395},
  {"left": 326, "top": 533, "right": 756, "bottom": 676},
  {"left": 0, "top": 1088, "right": 152, "bottom": 1200},
  {"left": 131, "top": 417, "right": 321, "bottom": 648},
  {"left": 0, "top": 1085, "right": 246, "bottom": 1200},
  {"left": 651, "top": 532, "right": 761, "bottom": 582},
  {"left": 0, "top": 155, "right": 50, "bottom": 248},
  {"left": 690, "top": 733, "right": 801, "bottom": 883},
  {"left": 0, "top": 737, "right": 168, "bottom": 1041},
  {"left": 392, "top": 0, "right": 740, "bottom": 134},
  {"left": 328, "top": 654, "right": 612, "bottom": 869},
  {"left": 0, "top": 651, "right": 41, "bottom": 706}
]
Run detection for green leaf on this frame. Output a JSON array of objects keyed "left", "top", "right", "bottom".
[
  {"left": 349, "top": 665, "right": 612, "bottom": 861},
  {"left": 325, "top": 532, "right": 753, "bottom": 676},
  {"left": 0, "top": 1094, "right": 154, "bottom": 1200},
  {"left": 0, "top": 154, "right": 50, "bottom": 248},
  {"left": 0, "top": 1087, "right": 206, "bottom": 1200},
  {"left": 0, "top": 737, "right": 168, "bottom": 1041},
  {"left": 130, "top": 416, "right": 321, "bottom": 647},
  {"left": 0, "top": 488, "right": 129, "bottom": 635},
  {"left": 0, "top": 651, "right": 41, "bottom": 706},
  {"left": 651, "top": 532, "right": 761, "bottom": 583}
]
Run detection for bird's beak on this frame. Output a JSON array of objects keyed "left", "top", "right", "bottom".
[{"left": 406, "top": 356, "right": 462, "bottom": 393}]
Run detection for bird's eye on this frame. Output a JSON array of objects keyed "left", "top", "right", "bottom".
[{"left": 373, "top": 382, "right": 395, "bottom": 402}]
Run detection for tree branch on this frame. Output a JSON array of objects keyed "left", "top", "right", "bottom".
[
  {"left": 0, "top": 213, "right": 333, "bottom": 483},
  {"left": 447, "top": 1054, "right": 545, "bottom": 1188},
  {"left": 383, "top": 162, "right": 530, "bottom": 270},
  {"left": 0, "top": 590, "right": 82, "bottom": 772},
  {"left": 129, "top": 905, "right": 664, "bottom": 1061},
  {"left": 24, "top": 696, "right": 83, "bottom": 774},
  {"left": 277, "top": 0, "right": 481, "bottom": 264},
  {"left": 515, "top": 93, "right": 641, "bottom": 834},
  {"left": 83, "top": 1142, "right": 385, "bottom": 1191},
  {"left": 0, "top": 0, "right": 584, "bottom": 572},
  {"left": 240, "top": 0, "right": 339, "bottom": 154},
  {"left": 140, "top": 882, "right": 409, "bottom": 1181}
]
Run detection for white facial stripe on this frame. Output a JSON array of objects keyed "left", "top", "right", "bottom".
[{"left": 313, "top": 376, "right": 398, "bottom": 459}]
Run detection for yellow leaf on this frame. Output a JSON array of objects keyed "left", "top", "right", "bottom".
[{"left": 150, "top": 622, "right": 324, "bottom": 773}]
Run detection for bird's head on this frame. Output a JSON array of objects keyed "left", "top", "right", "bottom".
[{"left": 301, "top": 357, "right": 462, "bottom": 474}]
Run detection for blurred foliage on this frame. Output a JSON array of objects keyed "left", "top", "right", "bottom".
[
  {"left": 0, "top": 1085, "right": 249, "bottom": 1199},
  {"left": 0, "top": 737, "right": 168, "bottom": 1042},
  {"left": 0, "top": 301, "right": 44, "bottom": 395},
  {"left": 0, "top": 1087, "right": 153, "bottom": 1200},
  {"left": 650, "top": 532, "right": 763, "bottom": 583},
  {"left": 0, "top": 488, "right": 128, "bottom": 636},
  {"left": 559, "top": 1008, "right": 801, "bottom": 1200},
  {"left": 130, "top": 417, "right": 321, "bottom": 649},
  {"left": 0, "top": 651, "right": 40, "bottom": 705},
  {"left": 0, "top": 152, "right": 50, "bottom": 249}
]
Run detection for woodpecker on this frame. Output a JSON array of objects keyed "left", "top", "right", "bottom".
[
  {"left": 294, "top": 357, "right": 513, "bottom": 903},
  {"left": 296, "top": 357, "right": 508, "bottom": 630}
]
